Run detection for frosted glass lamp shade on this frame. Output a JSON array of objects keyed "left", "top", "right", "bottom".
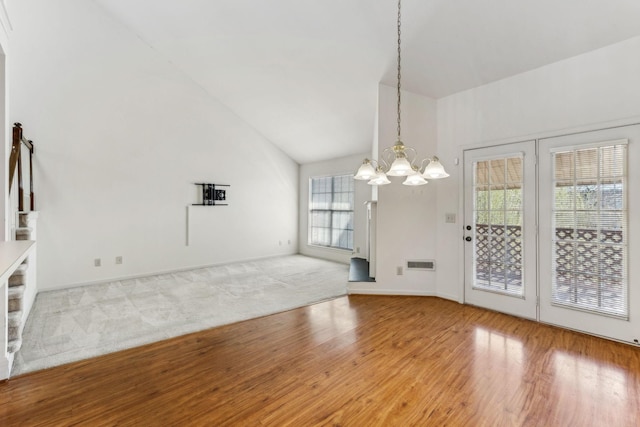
[
  {"left": 368, "top": 170, "right": 391, "bottom": 186},
  {"left": 403, "top": 172, "right": 428, "bottom": 186},
  {"left": 354, "top": 160, "right": 377, "bottom": 180},
  {"left": 387, "top": 156, "right": 412, "bottom": 176},
  {"left": 422, "top": 157, "right": 450, "bottom": 179}
]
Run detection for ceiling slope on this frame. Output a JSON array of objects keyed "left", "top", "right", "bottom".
[{"left": 96, "top": 0, "right": 640, "bottom": 164}]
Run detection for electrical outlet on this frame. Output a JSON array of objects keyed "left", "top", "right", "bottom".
[
  {"left": 279, "top": 241, "right": 282, "bottom": 246},
  {"left": 94, "top": 258, "right": 101, "bottom": 267},
  {"left": 115, "top": 256, "right": 123, "bottom": 265},
  {"left": 356, "top": 247, "right": 360, "bottom": 253},
  {"left": 396, "top": 266, "right": 403, "bottom": 275}
]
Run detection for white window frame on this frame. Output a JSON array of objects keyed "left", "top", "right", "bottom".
[{"left": 308, "top": 174, "right": 354, "bottom": 251}]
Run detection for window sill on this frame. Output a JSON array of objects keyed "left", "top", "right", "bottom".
[{"left": 307, "top": 244, "right": 353, "bottom": 253}]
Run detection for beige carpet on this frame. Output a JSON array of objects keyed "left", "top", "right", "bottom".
[{"left": 12, "top": 255, "right": 348, "bottom": 377}]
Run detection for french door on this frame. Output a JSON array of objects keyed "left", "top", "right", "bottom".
[
  {"left": 464, "top": 126, "right": 640, "bottom": 344},
  {"left": 539, "top": 125, "right": 640, "bottom": 344},
  {"left": 463, "top": 141, "right": 538, "bottom": 320}
]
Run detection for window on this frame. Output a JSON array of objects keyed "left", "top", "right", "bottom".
[
  {"left": 551, "top": 142, "right": 628, "bottom": 318},
  {"left": 473, "top": 155, "right": 524, "bottom": 296},
  {"left": 309, "top": 175, "right": 354, "bottom": 250}
]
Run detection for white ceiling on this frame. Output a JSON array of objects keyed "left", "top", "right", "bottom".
[{"left": 95, "top": 0, "right": 640, "bottom": 164}]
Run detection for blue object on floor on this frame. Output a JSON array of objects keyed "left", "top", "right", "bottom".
[{"left": 349, "top": 257, "right": 375, "bottom": 282}]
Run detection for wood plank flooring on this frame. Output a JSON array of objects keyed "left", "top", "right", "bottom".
[{"left": 1, "top": 295, "right": 639, "bottom": 426}]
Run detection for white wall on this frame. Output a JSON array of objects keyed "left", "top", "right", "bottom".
[
  {"left": 350, "top": 84, "right": 443, "bottom": 295},
  {"left": 0, "top": 5, "right": 7, "bottom": 243},
  {"left": 436, "top": 35, "right": 640, "bottom": 301},
  {"left": 0, "top": 0, "right": 11, "bottom": 381},
  {"left": 299, "top": 153, "right": 370, "bottom": 264},
  {"left": 8, "top": 0, "right": 299, "bottom": 290}
]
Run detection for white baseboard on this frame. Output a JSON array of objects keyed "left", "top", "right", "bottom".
[
  {"left": 435, "top": 291, "right": 462, "bottom": 303},
  {"left": 347, "top": 287, "right": 463, "bottom": 303},
  {"left": 43, "top": 252, "right": 304, "bottom": 292},
  {"left": 347, "top": 287, "right": 436, "bottom": 297}
]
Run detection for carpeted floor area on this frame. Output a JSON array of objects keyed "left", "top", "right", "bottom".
[{"left": 12, "top": 255, "right": 348, "bottom": 377}]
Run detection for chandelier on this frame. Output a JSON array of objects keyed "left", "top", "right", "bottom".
[{"left": 354, "top": 0, "right": 449, "bottom": 186}]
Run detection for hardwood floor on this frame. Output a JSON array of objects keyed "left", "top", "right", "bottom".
[{"left": 1, "top": 295, "right": 639, "bottom": 426}]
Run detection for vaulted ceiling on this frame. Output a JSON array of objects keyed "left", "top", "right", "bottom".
[{"left": 95, "top": 0, "right": 640, "bottom": 164}]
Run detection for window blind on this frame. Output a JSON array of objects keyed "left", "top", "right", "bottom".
[
  {"left": 551, "top": 141, "right": 628, "bottom": 318},
  {"left": 309, "top": 175, "right": 354, "bottom": 250}
]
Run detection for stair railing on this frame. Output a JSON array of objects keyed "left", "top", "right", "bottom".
[{"left": 9, "top": 123, "right": 35, "bottom": 211}]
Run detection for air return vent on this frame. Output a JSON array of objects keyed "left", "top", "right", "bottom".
[{"left": 407, "top": 260, "right": 435, "bottom": 271}]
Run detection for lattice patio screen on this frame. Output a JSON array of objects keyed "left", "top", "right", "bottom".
[{"left": 551, "top": 141, "right": 628, "bottom": 318}]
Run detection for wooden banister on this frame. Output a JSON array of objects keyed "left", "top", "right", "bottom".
[{"left": 8, "top": 123, "right": 35, "bottom": 211}]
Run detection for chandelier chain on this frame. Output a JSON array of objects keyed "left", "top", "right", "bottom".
[
  {"left": 397, "top": 0, "right": 402, "bottom": 141},
  {"left": 353, "top": 0, "right": 449, "bottom": 184}
]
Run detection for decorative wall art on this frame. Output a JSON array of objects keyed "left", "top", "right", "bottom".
[{"left": 193, "top": 183, "right": 230, "bottom": 206}]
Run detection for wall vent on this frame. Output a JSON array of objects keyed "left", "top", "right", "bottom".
[{"left": 407, "top": 260, "right": 435, "bottom": 271}]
